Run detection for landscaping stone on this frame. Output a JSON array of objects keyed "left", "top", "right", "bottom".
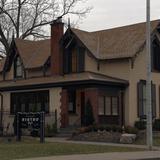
[{"left": 120, "top": 134, "right": 136, "bottom": 144}]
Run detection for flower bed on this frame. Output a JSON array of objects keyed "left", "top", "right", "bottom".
[{"left": 71, "top": 130, "right": 121, "bottom": 143}]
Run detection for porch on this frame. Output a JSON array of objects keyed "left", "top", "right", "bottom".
[{"left": 60, "top": 86, "right": 126, "bottom": 128}]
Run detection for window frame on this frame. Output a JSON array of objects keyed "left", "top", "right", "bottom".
[
  {"left": 10, "top": 90, "right": 49, "bottom": 115},
  {"left": 151, "top": 38, "right": 160, "bottom": 72},
  {"left": 14, "top": 56, "right": 24, "bottom": 78},
  {"left": 137, "top": 80, "right": 156, "bottom": 119},
  {"left": 98, "top": 96, "right": 119, "bottom": 116},
  {"left": 68, "top": 90, "right": 76, "bottom": 114},
  {"left": 63, "top": 46, "right": 85, "bottom": 74}
]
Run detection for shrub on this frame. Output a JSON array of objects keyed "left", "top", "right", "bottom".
[
  {"left": 45, "top": 123, "right": 57, "bottom": 137},
  {"left": 30, "top": 129, "right": 39, "bottom": 137},
  {"left": 83, "top": 99, "right": 95, "bottom": 126},
  {"left": 111, "top": 125, "right": 122, "bottom": 132},
  {"left": 77, "top": 126, "right": 92, "bottom": 134},
  {"left": 134, "top": 120, "right": 146, "bottom": 130},
  {"left": 125, "top": 126, "right": 138, "bottom": 134},
  {"left": 153, "top": 119, "right": 160, "bottom": 131},
  {"left": 77, "top": 124, "right": 122, "bottom": 134}
]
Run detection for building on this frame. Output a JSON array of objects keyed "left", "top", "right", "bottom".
[{"left": 0, "top": 19, "right": 160, "bottom": 134}]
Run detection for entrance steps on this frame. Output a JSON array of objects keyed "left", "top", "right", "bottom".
[{"left": 57, "top": 126, "right": 79, "bottom": 138}]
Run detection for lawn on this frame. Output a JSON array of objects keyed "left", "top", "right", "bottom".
[
  {"left": 135, "top": 136, "right": 160, "bottom": 146},
  {"left": 0, "top": 138, "right": 145, "bottom": 160}
]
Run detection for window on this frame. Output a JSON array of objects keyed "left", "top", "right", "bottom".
[
  {"left": 98, "top": 96, "right": 105, "bottom": 115},
  {"left": 105, "top": 97, "right": 111, "bottom": 115},
  {"left": 68, "top": 90, "right": 76, "bottom": 113},
  {"left": 11, "top": 90, "right": 49, "bottom": 114},
  {"left": 112, "top": 97, "right": 118, "bottom": 115},
  {"left": 137, "top": 80, "right": 156, "bottom": 118},
  {"left": 14, "top": 56, "right": 24, "bottom": 78},
  {"left": 152, "top": 39, "right": 160, "bottom": 72},
  {"left": 63, "top": 47, "right": 85, "bottom": 74},
  {"left": 98, "top": 96, "right": 119, "bottom": 116}
]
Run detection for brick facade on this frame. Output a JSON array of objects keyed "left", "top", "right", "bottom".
[{"left": 50, "top": 20, "right": 64, "bottom": 75}]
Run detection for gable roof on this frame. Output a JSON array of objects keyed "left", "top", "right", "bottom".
[
  {"left": 71, "top": 20, "right": 160, "bottom": 60},
  {"left": 14, "top": 38, "right": 50, "bottom": 69}
]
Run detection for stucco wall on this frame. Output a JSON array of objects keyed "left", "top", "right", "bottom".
[
  {"left": 49, "top": 87, "right": 62, "bottom": 129},
  {"left": 85, "top": 49, "right": 160, "bottom": 126},
  {"left": 128, "top": 48, "right": 160, "bottom": 126},
  {"left": 85, "top": 52, "right": 130, "bottom": 80}
]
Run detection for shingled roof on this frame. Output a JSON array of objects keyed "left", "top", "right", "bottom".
[
  {"left": 1, "top": 20, "right": 159, "bottom": 71},
  {"left": 71, "top": 20, "right": 160, "bottom": 60},
  {"left": 0, "top": 58, "right": 6, "bottom": 72},
  {"left": 15, "top": 38, "right": 50, "bottom": 69}
]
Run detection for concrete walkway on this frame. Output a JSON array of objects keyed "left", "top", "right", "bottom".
[
  {"left": 45, "top": 137, "right": 160, "bottom": 150},
  {"left": 19, "top": 151, "right": 160, "bottom": 160}
]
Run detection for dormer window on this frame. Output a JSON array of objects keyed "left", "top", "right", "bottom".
[
  {"left": 14, "top": 56, "right": 24, "bottom": 78},
  {"left": 63, "top": 46, "right": 85, "bottom": 74}
]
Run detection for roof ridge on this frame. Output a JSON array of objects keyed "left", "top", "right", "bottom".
[
  {"left": 91, "top": 19, "right": 160, "bottom": 34},
  {"left": 15, "top": 38, "right": 50, "bottom": 43},
  {"left": 71, "top": 19, "right": 160, "bottom": 34}
]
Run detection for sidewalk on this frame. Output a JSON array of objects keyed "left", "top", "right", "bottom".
[
  {"left": 18, "top": 137, "right": 160, "bottom": 160},
  {"left": 19, "top": 151, "right": 160, "bottom": 160},
  {"left": 45, "top": 137, "right": 160, "bottom": 150}
]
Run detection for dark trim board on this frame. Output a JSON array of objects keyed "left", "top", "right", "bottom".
[{"left": 0, "top": 80, "right": 129, "bottom": 92}]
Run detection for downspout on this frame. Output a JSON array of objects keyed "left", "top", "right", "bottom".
[{"left": 0, "top": 93, "right": 3, "bottom": 135}]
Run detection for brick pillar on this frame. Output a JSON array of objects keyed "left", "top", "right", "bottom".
[
  {"left": 85, "top": 88, "right": 99, "bottom": 124},
  {"left": 60, "top": 89, "right": 69, "bottom": 128},
  {"left": 50, "top": 18, "right": 64, "bottom": 75}
]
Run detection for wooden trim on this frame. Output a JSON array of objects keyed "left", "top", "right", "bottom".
[{"left": 0, "top": 79, "right": 128, "bottom": 92}]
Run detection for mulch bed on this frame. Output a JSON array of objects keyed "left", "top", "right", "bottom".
[{"left": 71, "top": 131, "right": 121, "bottom": 143}]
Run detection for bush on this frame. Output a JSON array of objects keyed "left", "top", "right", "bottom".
[
  {"left": 83, "top": 99, "right": 95, "bottom": 126},
  {"left": 111, "top": 125, "right": 122, "bottom": 132},
  {"left": 134, "top": 120, "right": 146, "bottom": 130},
  {"left": 45, "top": 123, "right": 57, "bottom": 137},
  {"left": 125, "top": 126, "right": 138, "bottom": 134},
  {"left": 30, "top": 129, "right": 39, "bottom": 137},
  {"left": 76, "top": 124, "right": 122, "bottom": 134},
  {"left": 153, "top": 119, "right": 160, "bottom": 131}
]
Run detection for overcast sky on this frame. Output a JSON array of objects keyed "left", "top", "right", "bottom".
[{"left": 78, "top": 0, "right": 160, "bottom": 31}]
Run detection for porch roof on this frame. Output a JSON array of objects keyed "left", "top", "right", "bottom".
[{"left": 0, "top": 72, "right": 128, "bottom": 91}]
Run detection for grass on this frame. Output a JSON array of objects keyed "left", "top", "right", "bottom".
[
  {"left": 135, "top": 136, "right": 160, "bottom": 146},
  {"left": 0, "top": 137, "right": 145, "bottom": 160}
]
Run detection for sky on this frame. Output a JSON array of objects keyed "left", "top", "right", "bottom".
[{"left": 78, "top": 0, "right": 160, "bottom": 31}]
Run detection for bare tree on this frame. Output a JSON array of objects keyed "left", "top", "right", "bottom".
[{"left": 0, "top": 0, "right": 92, "bottom": 55}]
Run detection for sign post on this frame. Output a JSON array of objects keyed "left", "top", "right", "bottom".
[
  {"left": 40, "top": 112, "right": 45, "bottom": 143},
  {"left": 16, "top": 113, "right": 21, "bottom": 141},
  {"left": 16, "top": 112, "right": 45, "bottom": 143}
]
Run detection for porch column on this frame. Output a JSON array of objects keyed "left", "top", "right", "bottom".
[{"left": 60, "top": 89, "right": 69, "bottom": 128}]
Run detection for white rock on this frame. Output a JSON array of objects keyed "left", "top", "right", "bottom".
[{"left": 120, "top": 134, "right": 137, "bottom": 144}]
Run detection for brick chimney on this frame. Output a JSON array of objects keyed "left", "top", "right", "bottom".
[{"left": 50, "top": 17, "right": 64, "bottom": 75}]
